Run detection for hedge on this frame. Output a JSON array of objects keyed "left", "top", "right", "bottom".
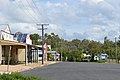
[{"left": 0, "top": 73, "right": 46, "bottom": 80}]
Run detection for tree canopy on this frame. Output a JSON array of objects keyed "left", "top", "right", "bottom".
[{"left": 30, "top": 33, "right": 120, "bottom": 62}]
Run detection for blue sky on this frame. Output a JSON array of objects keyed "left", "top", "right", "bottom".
[{"left": 0, "top": 0, "right": 120, "bottom": 42}]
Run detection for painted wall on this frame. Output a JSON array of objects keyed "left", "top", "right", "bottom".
[
  {"left": 18, "top": 49, "right": 25, "bottom": 62},
  {"left": 26, "top": 34, "right": 32, "bottom": 44},
  {"left": 1, "top": 31, "right": 13, "bottom": 41},
  {"left": 0, "top": 26, "right": 13, "bottom": 41}
]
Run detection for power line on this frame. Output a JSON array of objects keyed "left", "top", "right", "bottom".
[
  {"left": 17, "top": 0, "right": 41, "bottom": 23},
  {"left": 25, "top": 0, "right": 40, "bottom": 22},
  {"left": 24, "top": 0, "right": 51, "bottom": 23},
  {"left": 31, "top": 0, "right": 43, "bottom": 20},
  {"left": 2, "top": 0, "right": 37, "bottom": 23},
  {"left": 18, "top": 0, "right": 38, "bottom": 23},
  {"left": 14, "top": 0, "right": 51, "bottom": 24},
  {"left": 31, "top": 0, "right": 51, "bottom": 23}
]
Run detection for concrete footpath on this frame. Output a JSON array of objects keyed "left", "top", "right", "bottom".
[{"left": 0, "top": 61, "right": 57, "bottom": 73}]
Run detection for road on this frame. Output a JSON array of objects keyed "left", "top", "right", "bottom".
[{"left": 21, "top": 62, "right": 120, "bottom": 80}]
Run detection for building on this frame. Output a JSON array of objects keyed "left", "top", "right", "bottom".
[
  {"left": 99, "top": 54, "right": 108, "bottom": 61},
  {"left": 33, "top": 44, "right": 51, "bottom": 62},
  {"left": 0, "top": 25, "right": 38, "bottom": 65},
  {"left": 13, "top": 33, "right": 39, "bottom": 64},
  {"left": 14, "top": 33, "right": 32, "bottom": 44},
  {"left": 47, "top": 51, "right": 60, "bottom": 61},
  {"left": 0, "top": 25, "right": 14, "bottom": 64},
  {"left": 0, "top": 25, "right": 13, "bottom": 41}
]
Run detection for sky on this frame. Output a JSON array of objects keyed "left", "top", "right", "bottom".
[{"left": 0, "top": 0, "right": 120, "bottom": 42}]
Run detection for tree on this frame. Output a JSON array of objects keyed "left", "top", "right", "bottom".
[
  {"left": 116, "top": 36, "right": 120, "bottom": 63},
  {"left": 31, "top": 33, "right": 41, "bottom": 45},
  {"left": 30, "top": 32, "right": 119, "bottom": 63},
  {"left": 87, "top": 41, "right": 102, "bottom": 61},
  {"left": 103, "top": 36, "right": 115, "bottom": 60}
]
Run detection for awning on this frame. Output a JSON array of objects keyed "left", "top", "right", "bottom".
[
  {"left": 0, "top": 39, "right": 39, "bottom": 47},
  {"left": 0, "top": 39, "right": 26, "bottom": 46}
]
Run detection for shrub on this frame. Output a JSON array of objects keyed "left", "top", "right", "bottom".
[{"left": 0, "top": 73, "right": 46, "bottom": 80}]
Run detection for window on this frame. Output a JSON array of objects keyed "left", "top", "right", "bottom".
[
  {"left": 2, "top": 46, "right": 5, "bottom": 57},
  {"left": 39, "top": 54, "right": 42, "bottom": 57}
]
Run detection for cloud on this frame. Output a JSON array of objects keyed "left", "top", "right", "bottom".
[
  {"left": 10, "top": 23, "right": 36, "bottom": 33},
  {"left": 0, "top": 0, "right": 120, "bottom": 42},
  {"left": 72, "top": 23, "right": 120, "bottom": 42},
  {"left": 10, "top": 23, "right": 65, "bottom": 37}
]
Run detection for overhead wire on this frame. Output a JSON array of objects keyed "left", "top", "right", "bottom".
[
  {"left": 31, "top": 0, "right": 52, "bottom": 23},
  {"left": 18, "top": 0, "right": 38, "bottom": 23},
  {"left": 25, "top": 0, "right": 41, "bottom": 23},
  {"left": 15, "top": 0, "right": 52, "bottom": 24},
  {"left": 14, "top": 0, "right": 53, "bottom": 31},
  {"left": 30, "top": 0, "right": 53, "bottom": 33}
]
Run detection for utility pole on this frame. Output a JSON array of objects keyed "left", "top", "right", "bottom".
[
  {"left": 37, "top": 24, "right": 49, "bottom": 64},
  {"left": 115, "top": 37, "right": 118, "bottom": 63},
  {"left": 60, "top": 37, "right": 62, "bottom": 61},
  {"left": 7, "top": 46, "right": 12, "bottom": 72},
  {"left": 55, "top": 40, "right": 57, "bottom": 61}
]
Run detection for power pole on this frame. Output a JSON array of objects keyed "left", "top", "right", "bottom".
[
  {"left": 37, "top": 24, "right": 49, "bottom": 64},
  {"left": 7, "top": 46, "right": 12, "bottom": 72},
  {"left": 115, "top": 37, "right": 118, "bottom": 63},
  {"left": 60, "top": 37, "right": 62, "bottom": 61}
]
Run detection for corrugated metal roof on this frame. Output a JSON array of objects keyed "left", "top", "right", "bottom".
[
  {"left": 0, "top": 39, "right": 39, "bottom": 48},
  {"left": 0, "top": 39, "right": 26, "bottom": 46}
]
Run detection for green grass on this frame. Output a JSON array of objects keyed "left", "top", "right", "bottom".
[
  {"left": 0, "top": 73, "right": 46, "bottom": 80},
  {"left": 97, "top": 60, "right": 105, "bottom": 63},
  {"left": 105, "top": 61, "right": 117, "bottom": 64}
]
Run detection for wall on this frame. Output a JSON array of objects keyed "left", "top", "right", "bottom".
[
  {"left": 26, "top": 34, "right": 32, "bottom": 44},
  {"left": 0, "top": 26, "right": 13, "bottom": 41},
  {"left": 18, "top": 49, "right": 25, "bottom": 62},
  {"left": 1, "top": 31, "right": 13, "bottom": 41}
]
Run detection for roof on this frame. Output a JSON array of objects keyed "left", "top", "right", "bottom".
[
  {"left": 0, "top": 39, "right": 26, "bottom": 46},
  {"left": 14, "top": 33, "right": 28, "bottom": 43},
  {"left": 47, "top": 51, "right": 59, "bottom": 54},
  {"left": 0, "top": 39, "right": 39, "bottom": 48},
  {"left": 0, "top": 25, "right": 11, "bottom": 34},
  {"left": 100, "top": 54, "right": 107, "bottom": 56}
]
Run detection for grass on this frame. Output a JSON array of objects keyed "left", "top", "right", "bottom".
[
  {"left": 0, "top": 73, "right": 46, "bottom": 80},
  {"left": 97, "top": 60, "right": 105, "bottom": 63},
  {"left": 105, "top": 61, "right": 118, "bottom": 64}
]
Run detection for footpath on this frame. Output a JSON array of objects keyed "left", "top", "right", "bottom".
[{"left": 0, "top": 61, "right": 57, "bottom": 74}]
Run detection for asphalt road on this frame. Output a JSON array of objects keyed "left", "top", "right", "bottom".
[{"left": 21, "top": 62, "right": 120, "bottom": 80}]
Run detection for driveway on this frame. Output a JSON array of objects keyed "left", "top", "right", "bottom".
[{"left": 21, "top": 62, "right": 120, "bottom": 80}]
